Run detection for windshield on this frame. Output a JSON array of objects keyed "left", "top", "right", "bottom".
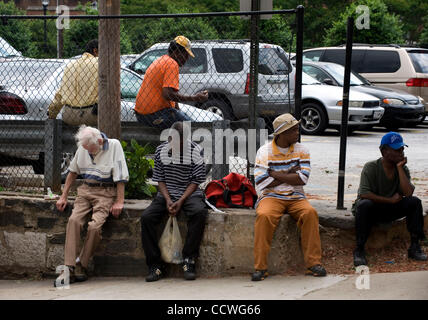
[
  {"left": 408, "top": 51, "right": 428, "bottom": 73},
  {"left": 302, "top": 72, "right": 321, "bottom": 85},
  {"left": 0, "top": 37, "right": 22, "bottom": 57},
  {"left": 323, "top": 63, "right": 367, "bottom": 86}
]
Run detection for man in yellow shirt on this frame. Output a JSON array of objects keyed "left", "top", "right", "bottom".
[{"left": 48, "top": 39, "right": 99, "bottom": 126}]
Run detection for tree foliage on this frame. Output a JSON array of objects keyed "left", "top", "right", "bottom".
[
  {"left": 0, "top": 1, "right": 32, "bottom": 56},
  {"left": 323, "top": 0, "right": 405, "bottom": 46}
]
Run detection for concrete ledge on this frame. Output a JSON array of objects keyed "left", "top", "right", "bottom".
[{"left": 0, "top": 194, "right": 426, "bottom": 279}]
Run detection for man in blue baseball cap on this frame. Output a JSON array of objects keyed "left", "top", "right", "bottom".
[{"left": 352, "top": 132, "right": 426, "bottom": 266}]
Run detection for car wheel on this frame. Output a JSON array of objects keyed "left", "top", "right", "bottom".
[
  {"left": 200, "top": 99, "right": 232, "bottom": 120},
  {"left": 300, "top": 102, "right": 328, "bottom": 135}
]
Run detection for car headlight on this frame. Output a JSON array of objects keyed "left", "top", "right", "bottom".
[
  {"left": 336, "top": 100, "right": 364, "bottom": 108},
  {"left": 382, "top": 98, "right": 405, "bottom": 106},
  {"left": 418, "top": 96, "right": 425, "bottom": 104}
]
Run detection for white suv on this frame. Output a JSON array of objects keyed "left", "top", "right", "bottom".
[
  {"left": 299, "top": 45, "right": 428, "bottom": 121},
  {"left": 127, "top": 40, "right": 295, "bottom": 123}
]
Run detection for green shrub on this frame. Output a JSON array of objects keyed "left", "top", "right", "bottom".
[{"left": 121, "top": 139, "right": 157, "bottom": 199}]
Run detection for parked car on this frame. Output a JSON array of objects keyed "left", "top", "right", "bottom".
[
  {"left": 299, "top": 72, "right": 384, "bottom": 135},
  {"left": 0, "top": 36, "right": 22, "bottom": 59},
  {"left": 127, "top": 40, "right": 295, "bottom": 124},
  {"left": 296, "top": 44, "right": 428, "bottom": 121},
  {"left": 0, "top": 62, "right": 222, "bottom": 174},
  {"left": 300, "top": 61, "right": 425, "bottom": 129}
]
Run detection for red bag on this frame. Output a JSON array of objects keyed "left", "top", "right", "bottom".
[{"left": 204, "top": 172, "right": 258, "bottom": 208}]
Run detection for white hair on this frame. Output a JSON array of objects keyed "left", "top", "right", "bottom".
[{"left": 75, "top": 125, "right": 102, "bottom": 148}]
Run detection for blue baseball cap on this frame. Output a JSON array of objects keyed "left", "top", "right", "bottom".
[{"left": 380, "top": 132, "right": 408, "bottom": 150}]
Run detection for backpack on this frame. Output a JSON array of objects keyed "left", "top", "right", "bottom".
[{"left": 204, "top": 172, "right": 258, "bottom": 208}]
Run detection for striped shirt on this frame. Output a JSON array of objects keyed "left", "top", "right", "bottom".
[
  {"left": 254, "top": 139, "right": 311, "bottom": 205},
  {"left": 152, "top": 140, "right": 206, "bottom": 201},
  {"left": 68, "top": 133, "right": 129, "bottom": 183}
]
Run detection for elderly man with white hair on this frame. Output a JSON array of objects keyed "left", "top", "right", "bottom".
[{"left": 54, "top": 125, "right": 129, "bottom": 287}]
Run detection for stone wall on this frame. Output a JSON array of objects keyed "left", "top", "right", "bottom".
[
  {"left": 0, "top": 194, "right": 426, "bottom": 279},
  {"left": 0, "top": 195, "right": 304, "bottom": 279}
]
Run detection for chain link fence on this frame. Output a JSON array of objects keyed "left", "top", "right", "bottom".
[{"left": 0, "top": 8, "right": 300, "bottom": 193}]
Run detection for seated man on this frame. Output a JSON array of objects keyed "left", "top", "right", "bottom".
[
  {"left": 134, "top": 35, "right": 208, "bottom": 130},
  {"left": 252, "top": 113, "right": 326, "bottom": 281},
  {"left": 54, "top": 125, "right": 129, "bottom": 287},
  {"left": 352, "top": 132, "right": 427, "bottom": 266},
  {"left": 140, "top": 121, "right": 208, "bottom": 281}
]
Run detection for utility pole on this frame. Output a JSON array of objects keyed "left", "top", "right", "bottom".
[{"left": 98, "top": 0, "right": 121, "bottom": 139}]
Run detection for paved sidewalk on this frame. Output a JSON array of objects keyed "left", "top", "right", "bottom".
[{"left": 0, "top": 271, "right": 427, "bottom": 300}]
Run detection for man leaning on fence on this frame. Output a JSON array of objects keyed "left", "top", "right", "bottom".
[
  {"left": 251, "top": 113, "right": 326, "bottom": 281},
  {"left": 134, "top": 35, "right": 208, "bottom": 130},
  {"left": 140, "top": 121, "right": 208, "bottom": 282},
  {"left": 54, "top": 125, "right": 129, "bottom": 287},
  {"left": 48, "top": 39, "right": 99, "bottom": 127}
]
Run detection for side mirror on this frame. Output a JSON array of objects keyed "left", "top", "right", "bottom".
[{"left": 323, "top": 78, "right": 335, "bottom": 86}]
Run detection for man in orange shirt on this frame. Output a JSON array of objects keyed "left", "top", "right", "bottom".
[{"left": 134, "top": 36, "right": 208, "bottom": 129}]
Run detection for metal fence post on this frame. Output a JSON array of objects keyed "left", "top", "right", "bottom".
[
  {"left": 212, "top": 120, "right": 230, "bottom": 180},
  {"left": 294, "top": 5, "right": 304, "bottom": 126},
  {"left": 44, "top": 119, "right": 62, "bottom": 193},
  {"left": 249, "top": 0, "right": 260, "bottom": 131}
]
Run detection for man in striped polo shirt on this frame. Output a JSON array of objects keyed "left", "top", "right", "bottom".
[
  {"left": 54, "top": 125, "right": 129, "bottom": 287},
  {"left": 140, "top": 121, "right": 208, "bottom": 281},
  {"left": 252, "top": 113, "right": 326, "bottom": 281}
]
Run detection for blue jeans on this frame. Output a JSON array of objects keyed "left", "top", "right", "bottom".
[{"left": 135, "top": 108, "right": 192, "bottom": 130}]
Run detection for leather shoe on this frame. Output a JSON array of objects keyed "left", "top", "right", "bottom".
[{"left": 251, "top": 270, "right": 268, "bottom": 281}]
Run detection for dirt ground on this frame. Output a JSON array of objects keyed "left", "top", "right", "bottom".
[{"left": 283, "top": 231, "right": 428, "bottom": 276}]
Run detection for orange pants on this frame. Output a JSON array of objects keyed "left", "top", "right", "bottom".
[{"left": 254, "top": 197, "right": 322, "bottom": 270}]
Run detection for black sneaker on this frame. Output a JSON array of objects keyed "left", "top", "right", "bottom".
[
  {"left": 145, "top": 266, "right": 163, "bottom": 282},
  {"left": 183, "top": 258, "right": 196, "bottom": 281},
  {"left": 408, "top": 244, "right": 428, "bottom": 261},
  {"left": 306, "top": 264, "right": 327, "bottom": 277},
  {"left": 353, "top": 248, "right": 368, "bottom": 266},
  {"left": 251, "top": 269, "right": 268, "bottom": 281}
]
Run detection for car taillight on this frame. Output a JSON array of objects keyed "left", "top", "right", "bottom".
[
  {"left": 0, "top": 93, "right": 27, "bottom": 114},
  {"left": 244, "top": 73, "right": 250, "bottom": 94},
  {"left": 406, "top": 78, "right": 428, "bottom": 87}
]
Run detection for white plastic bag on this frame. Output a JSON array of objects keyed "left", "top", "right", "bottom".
[{"left": 158, "top": 216, "right": 183, "bottom": 264}]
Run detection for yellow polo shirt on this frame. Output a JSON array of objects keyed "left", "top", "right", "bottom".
[{"left": 48, "top": 52, "right": 99, "bottom": 119}]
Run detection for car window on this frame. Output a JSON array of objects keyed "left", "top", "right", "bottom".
[
  {"left": 322, "top": 63, "right": 365, "bottom": 86},
  {"left": 179, "top": 48, "right": 208, "bottom": 74},
  {"left": 302, "top": 50, "right": 324, "bottom": 62},
  {"left": 322, "top": 49, "right": 365, "bottom": 73},
  {"left": 259, "top": 47, "right": 291, "bottom": 75},
  {"left": 302, "top": 72, "right": 321, "bottom": 85},
  {"left": 408, "top": 50, "right": 428, "bottom": 73},
  {"left": 131, "top": 49, "right": 167, "bottom": 74},
  {"left": 361, "top": 50, "right": 401, "bottom": 73},
  {"left": 212, "top": 48, "right": 243, "bottom": 73},
  {"left": 120, "top": 69, "right": 142, "bottom": 99},
  {"left": 302, "top": 65, "right": 330, "bottom": 83}
]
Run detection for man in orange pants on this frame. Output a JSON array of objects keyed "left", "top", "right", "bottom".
[{"left": 252, "top": 113, "right": 326, "bottom": 281}]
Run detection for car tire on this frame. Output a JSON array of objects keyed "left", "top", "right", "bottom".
[
  {"left": 300, "top": 102, "right": 328, "bottom": 135},
  {"left": 200, "top": 99, "right": 232, "bottom": 120}
]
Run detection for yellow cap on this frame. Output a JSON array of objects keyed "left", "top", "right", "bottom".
[
  {"left": 174, "top": 35, "right": 195, "bottom": 58},
  {"left": 272, "top": 113, "right": 300, "bottom": 136}
]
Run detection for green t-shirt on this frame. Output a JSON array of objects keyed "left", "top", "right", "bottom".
[{"left": 352, "top": 158, "right": 413, "bottom": 214}]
